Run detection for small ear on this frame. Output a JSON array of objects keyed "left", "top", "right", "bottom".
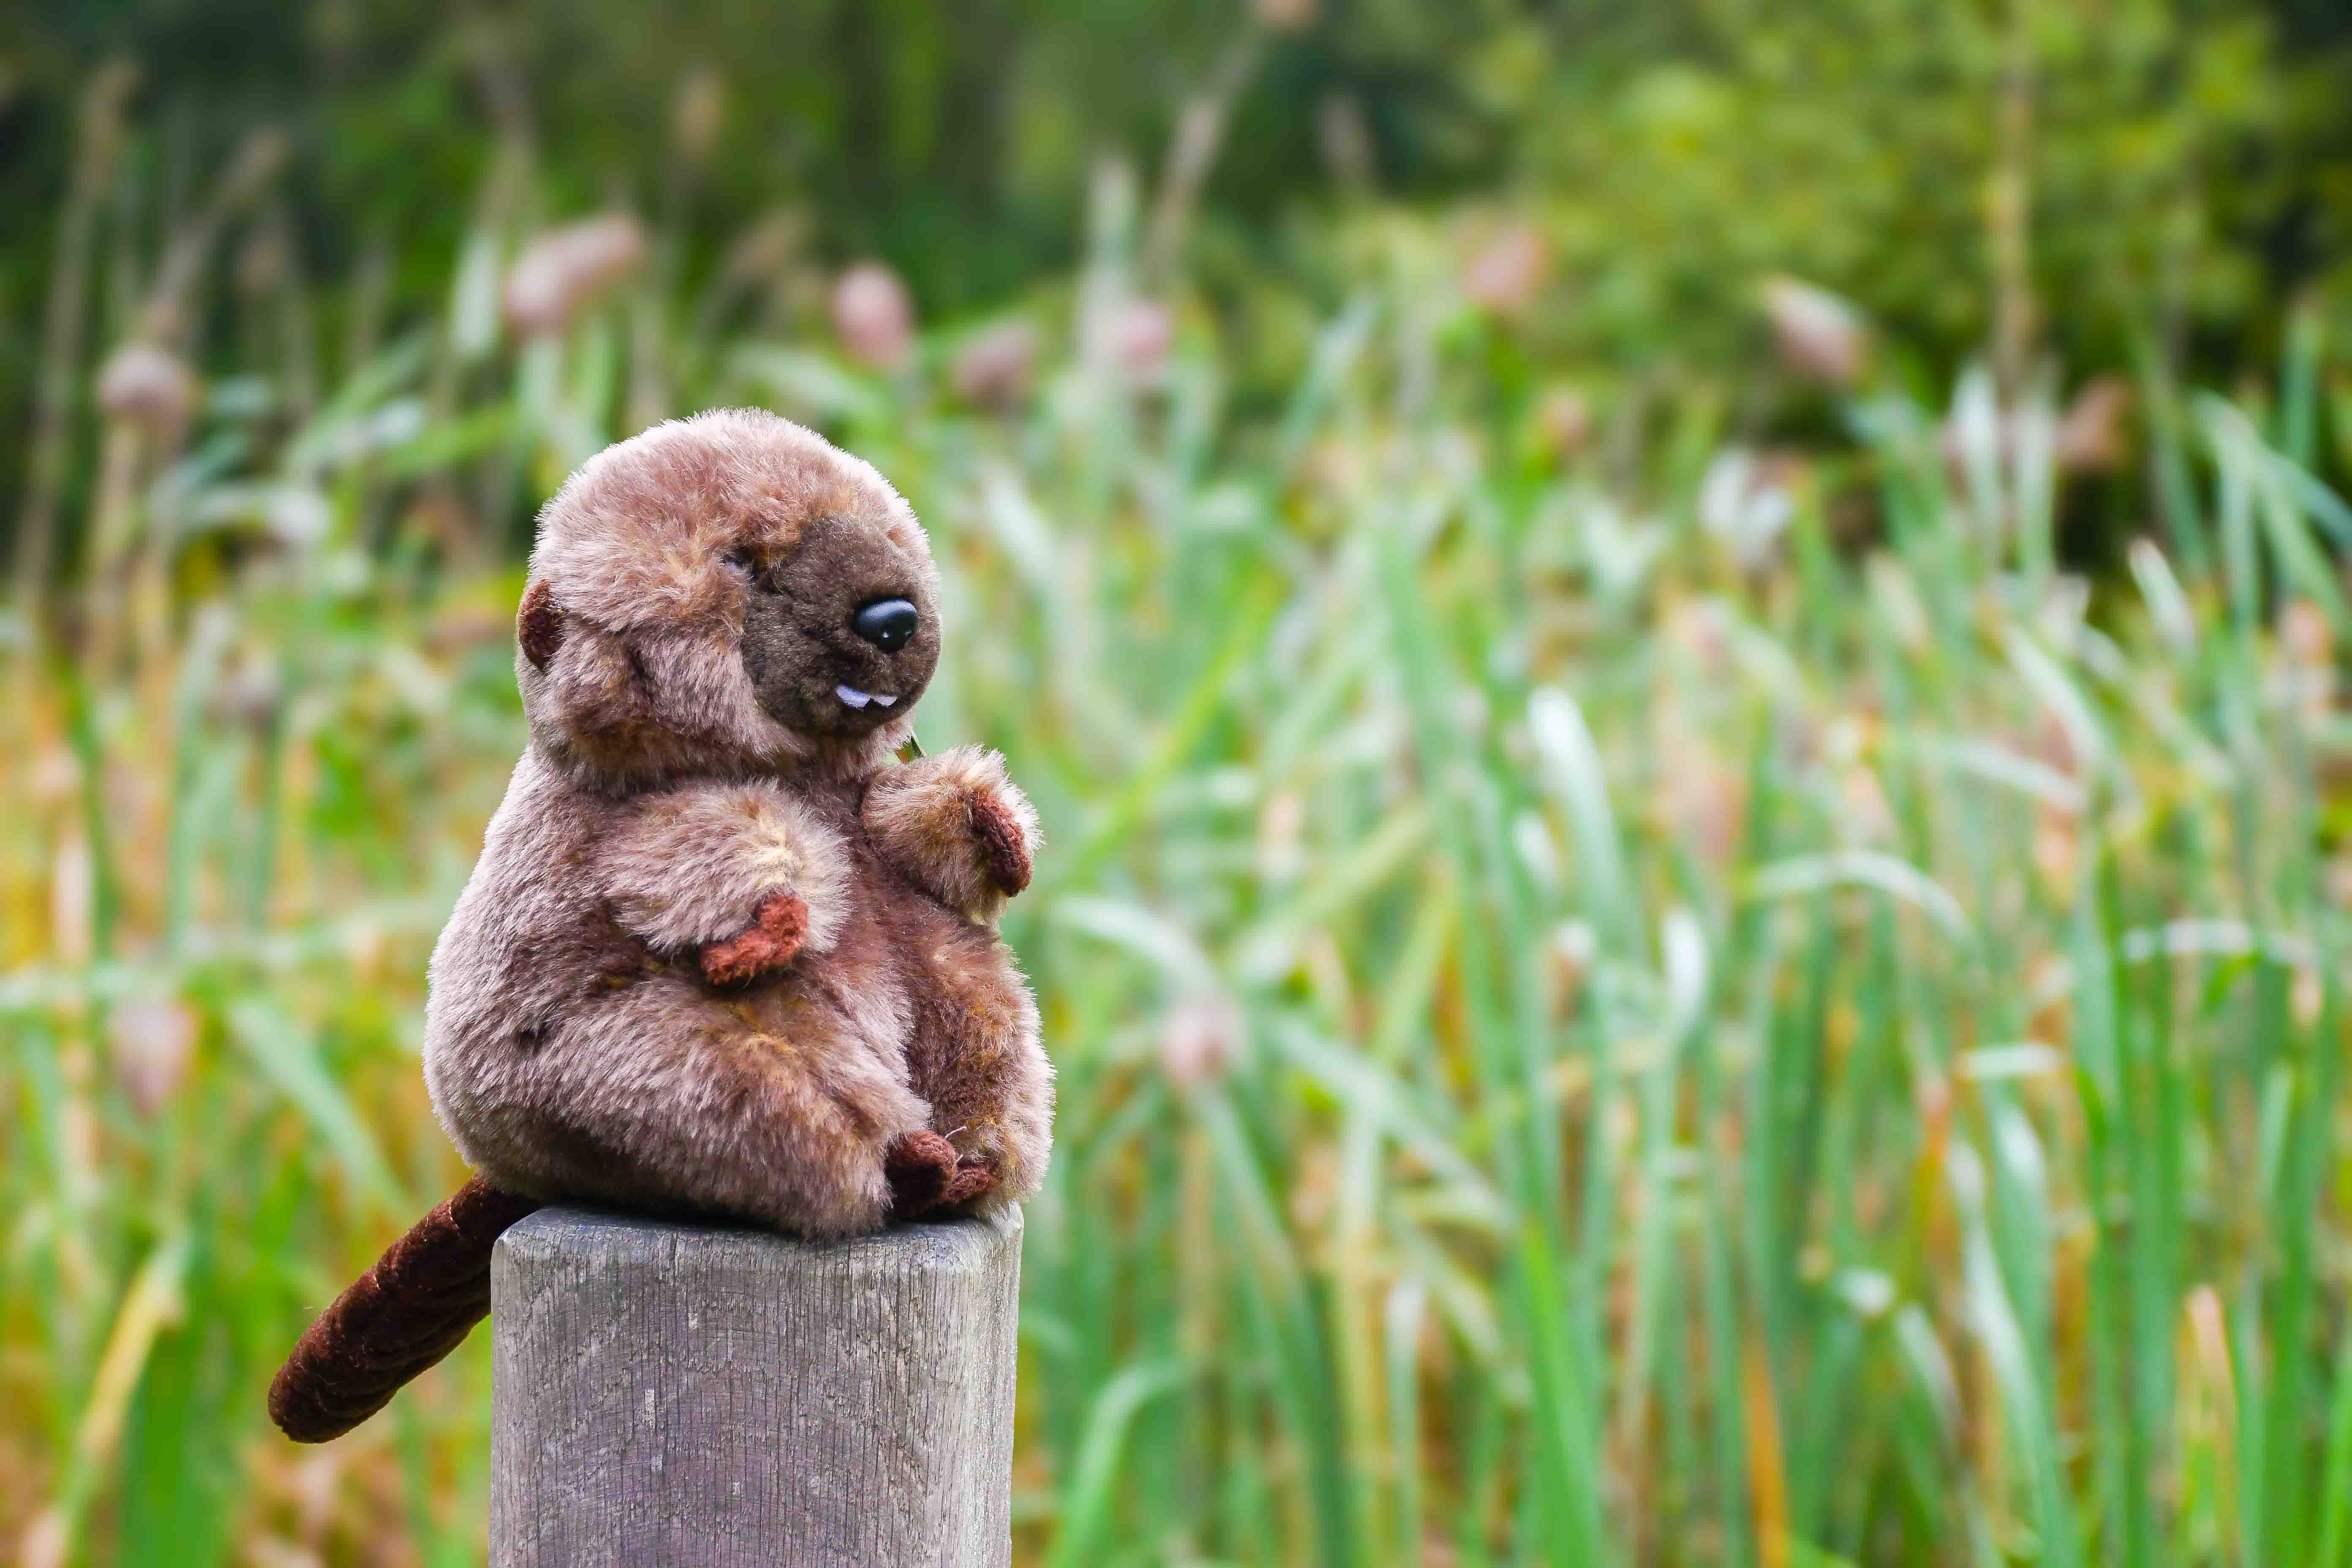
[{"left": 517, "top": 580, "right": 566, "bottom": 669}]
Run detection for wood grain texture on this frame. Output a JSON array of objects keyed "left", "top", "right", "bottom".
[{"left": 490, "top": 1206, "right": 1022, "bottom": 1567}]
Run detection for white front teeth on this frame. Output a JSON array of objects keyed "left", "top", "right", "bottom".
[{"left": 836, "top": 685, "right": 896, "bottom": 710}]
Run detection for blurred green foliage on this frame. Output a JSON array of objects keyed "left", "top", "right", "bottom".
[{"left": 6, "top": 0, "right": 2350, "bottom": 462}]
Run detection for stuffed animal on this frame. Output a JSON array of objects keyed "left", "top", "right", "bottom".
[{"left": 268, "top": 410, "right": 1053, "bottom": 1443}]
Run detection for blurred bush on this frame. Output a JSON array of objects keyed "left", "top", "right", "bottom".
[{"left": 5, "top": 1, "right": 2349, "bottom": 483}]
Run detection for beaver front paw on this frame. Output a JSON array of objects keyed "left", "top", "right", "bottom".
[
  {"left": 861, "top": 746, "right": 1040, "bottom": 921},
  {"left": 699, "top": 893, "right": 808, "bottom": 985},
  {"left": 966, "top": 789, "right": 1032, "bottom": 897}
]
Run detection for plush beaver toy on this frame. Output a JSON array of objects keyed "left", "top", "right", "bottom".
[{"left": 268, "top": 409, "right": 1052, "bottom": 1443}]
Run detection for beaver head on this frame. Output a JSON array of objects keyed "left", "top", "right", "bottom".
[{"left": 515, "top": 408, "right": 942, "bottom": 789}]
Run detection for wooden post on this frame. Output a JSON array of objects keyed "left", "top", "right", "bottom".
[{"left": 489, "top": 1206, "right": 1022, "bottom": 1567}]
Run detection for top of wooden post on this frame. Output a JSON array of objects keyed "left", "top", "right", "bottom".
[
  {"left": 498, "top": 1202, "right": 1022, "bottom": 1283},
  {"left": 491, "top": 1206, "right": 1024, "bottom": 1568}
]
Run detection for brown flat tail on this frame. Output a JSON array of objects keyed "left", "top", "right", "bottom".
[{"left": 267, "top": 1176, "right": 541, "bottom": 1443}]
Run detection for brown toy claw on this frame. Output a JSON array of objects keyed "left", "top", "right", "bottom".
[
  {"left": 699, "top": 893, "right": 808, "bottom": 985},
  {"left": 968, "top": 790, "right": 1032, "bottom": 897},
  {"left": 885, "top": 1129, "right": 960, "bottom": 1218},
  {"left": 942, "top": 1156, "right": 998, "bottom": 1208}
]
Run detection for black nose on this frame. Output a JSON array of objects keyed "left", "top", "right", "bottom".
[{"left": 850, "top": 598, "right": 919, "bottom": 653}]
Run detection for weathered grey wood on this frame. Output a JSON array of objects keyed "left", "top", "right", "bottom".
[{"left": 490, "top": 1206, "right": 1022, "bottom": 1568}]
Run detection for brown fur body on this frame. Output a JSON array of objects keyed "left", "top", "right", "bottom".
[
  {"left": 425, "top": 408, "right": 1052, "bottom": 1237},
  {"left": 275, "top": 410, "right": 1050, "bottom": 1441}
]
